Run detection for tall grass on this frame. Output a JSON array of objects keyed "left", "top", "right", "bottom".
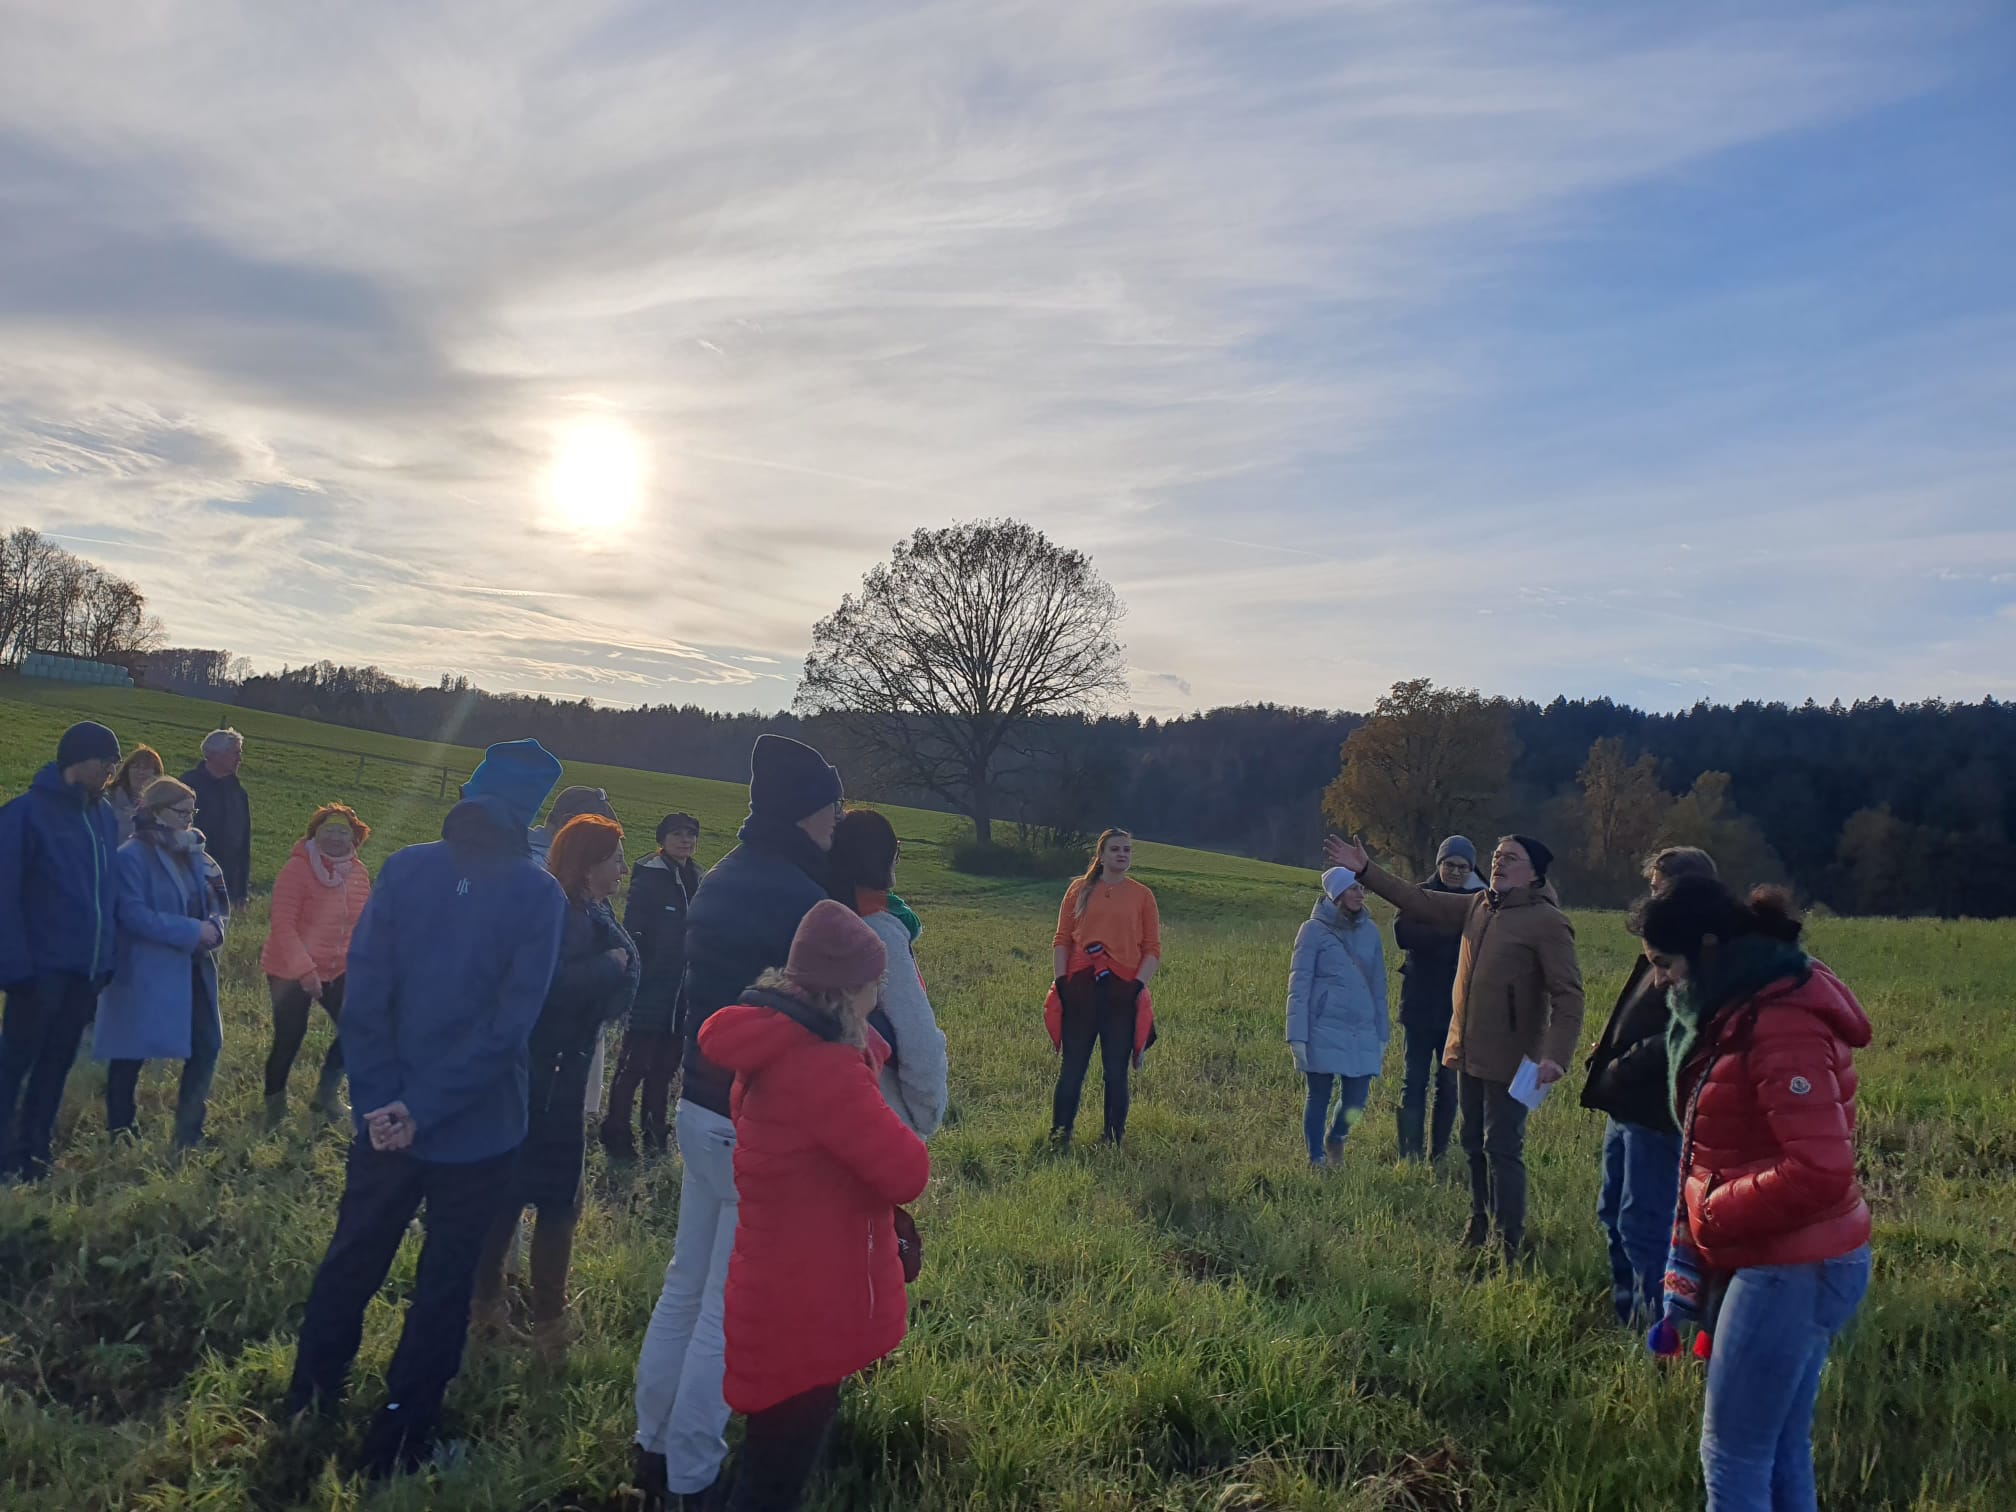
[{"left": 1, "top": 684, "right": 2011, "bottom": 1509}]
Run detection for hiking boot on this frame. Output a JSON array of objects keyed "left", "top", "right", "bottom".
[
  {"left": 263, "top": 1092, "right": 288, "bottom": 1130},
  {"left": 1462, "top": 1214, "right": 1490, "bottom": 1249},
  {"left": 470, "top": 1295, "right": 526, "bottom": 1345},
  {"left": 599, "top": 1122, "right": 638, "bottom": 1163},
  {"left": 1324, "top": 1136, "right": 1345, "bottom": 1169},
  {"left": 309, "top": 1080, "right": 347, "bottom": 1125},
  {"left": 529, "top": 1310, "right": 580, "bottom": 1364}
]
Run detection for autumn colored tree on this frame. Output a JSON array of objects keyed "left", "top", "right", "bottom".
[
  {"left": 1321, "top": 679, "right": 1518, "bottom": 879},
  {"left": 1575, "top": 737, "right": 1671, "bottom": 898}
]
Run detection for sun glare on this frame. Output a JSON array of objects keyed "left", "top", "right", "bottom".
[{"left": 545, "top": 417, "right": 646, "bottom": 532}]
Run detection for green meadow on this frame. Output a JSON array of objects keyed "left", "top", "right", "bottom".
[{"left": 1, "top": 678, "right": 2010, "bottom": 1510}]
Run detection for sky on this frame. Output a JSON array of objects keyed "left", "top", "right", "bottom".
[{"left": 2, "top": 1, "right": 2012, "bottom": 718}]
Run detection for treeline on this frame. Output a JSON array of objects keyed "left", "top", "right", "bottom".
[
  {"left": 150, "top": 656, "right": 2016, "bottom": 919},
  {"left": 0, "top": 527, "right": 161, "bottom": 667}
]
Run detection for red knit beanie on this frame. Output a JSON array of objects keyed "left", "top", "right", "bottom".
[{"left": 785, "top": 899, "right": 887, "bottom": 991}]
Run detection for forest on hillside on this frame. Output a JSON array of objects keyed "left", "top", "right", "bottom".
[{"left": 140, "top": 651, "right": 2016, "bottom": 920}]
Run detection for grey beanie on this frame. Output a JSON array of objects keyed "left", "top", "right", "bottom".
[{"left": 1435, "top": 835, "right": 1478, "bottom": 868}]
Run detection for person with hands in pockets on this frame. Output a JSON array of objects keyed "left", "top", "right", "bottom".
[
  {"left": 1635, "top": 877, "right": 1871, "bottom": 1512},
  {"left": 1285, "top": 867, "right": 1389, "bottom": 1170},
  {"left": 1324, "top": 832, "right": 1583, "bottom": 1265}
]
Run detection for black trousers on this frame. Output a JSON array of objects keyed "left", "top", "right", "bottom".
[
  {"left": 1459, "top": 1072, "right": 1531, "bottom": 1249},
  {"left": 265, "top": 974, "right": 347, "bottom": 1100},
  {"left": 727, "top": 1381, "right": 843, "bottom": 1512},
  {"left": 287, "top": 1136, "right": 515, "bottom": 1473},
  {"left": 602, "top": 1026, "right": 678, "bottom": 1151},
  {"left": 1051, "top": 973, "right": 1136, "bottom": 1141},
  {"left": 0, "top": 972, "right": 98, "bottom": 1180}
]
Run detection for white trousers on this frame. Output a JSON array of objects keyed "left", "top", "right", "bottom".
[{"left": 632, "top": 1099, "right": 738, "bottom": 1493}]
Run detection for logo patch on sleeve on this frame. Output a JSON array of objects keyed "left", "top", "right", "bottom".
[{"left": 1788, "top": 1075, "right": 1812, "bottom": 1095}]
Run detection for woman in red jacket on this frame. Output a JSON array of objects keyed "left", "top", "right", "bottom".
[
  {"left": 1635, "top": 878, "right": 1872, "bottom": 1512},
  {"left": 697, "top": 899, "right": 929, "bottom": 1512}
]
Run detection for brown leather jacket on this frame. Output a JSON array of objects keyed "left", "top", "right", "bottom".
[{"left": 1357, "top": 862, "right": 1585, "bottom": 1083}]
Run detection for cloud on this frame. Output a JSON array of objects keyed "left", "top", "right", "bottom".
[{"left": 0, "top": 1, "right": 2006, "bottom": 711}]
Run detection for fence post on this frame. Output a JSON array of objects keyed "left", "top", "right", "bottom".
[
  {"left": 439, "top": 767, "right": 448, "bottom": 800},
  {"left": 355, "top": 755, "right": 366, "bottom": 784}
]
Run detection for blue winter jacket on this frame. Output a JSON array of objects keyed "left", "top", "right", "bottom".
[
  {"left": 339, "top": 796, "right": 567, "bottom": 1164},
  {"left": 0, "top": 764, "right": 121, "bottom": 989},
  {"left": 679, "top": 813, "right": 829, "bottom": 1117},
  {"left": 94, "top": 836, "right": 228, "bottom": 1062},
  {"left": 1285, "top": 898, "right": 1391, "bottom": 1077}
]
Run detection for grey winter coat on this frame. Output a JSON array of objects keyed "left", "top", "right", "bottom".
[{"left": 1285, "top": 898, "right": 1390, "bottom": 1077}]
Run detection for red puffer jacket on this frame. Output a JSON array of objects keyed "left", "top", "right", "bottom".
[
  {"left": 699, "top": 989, "right": 930, "bottom": 1414},
  {"left": 1678, "top": 963, "right": 1871, "bottom": 1272}
]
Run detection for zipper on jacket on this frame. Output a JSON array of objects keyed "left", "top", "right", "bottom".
[
  {"left": 866, "top": 1219, "right": 876, "bottom": 1315},
  {"left": 82, "top": 810, "right": 104, "bottom": 979}
]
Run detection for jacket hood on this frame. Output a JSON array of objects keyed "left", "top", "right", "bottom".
[
  {"left": 31, "top": 762, "right": 98, "bottom": 805},
  {"left": 700, "top": 987, "right": 846, "bottom": 1075},
  {"left": 440, "top": 795, "right": 533, "bottom": 856},
  {"left": 636, "top": 854, "right": 669, "bottom": 873},
  {"left": 1761, "top": 961, "right": 1872, "bottom": 1050}
]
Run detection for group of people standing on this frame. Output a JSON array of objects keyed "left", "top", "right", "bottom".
[
  {"left": 1, "top": 712, "right": 1876, "bottom": 1510},
  {"left": 1309, "top": 830, "right": 1874, "bottom": 1510}
]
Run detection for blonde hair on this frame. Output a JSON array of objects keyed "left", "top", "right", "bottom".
[
  {"left": 1073, "top": 828, "right": 1132, "bottom": 919},
  {"left": 113, "top": 745, "right": 164, "bottom": 798},
  {"left": 752, "top": 968, "right": 869, "bottom": 1049},
  {"left": 140, "top": 775, "right": 197, "bottom": 812}
]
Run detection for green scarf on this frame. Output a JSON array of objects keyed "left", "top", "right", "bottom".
[
  {"left": 1665, "top": 934, "right": 1810, "bottom": 1125},
  {"left": 886, "top": 892, "right": 922, "bottom": 944}
]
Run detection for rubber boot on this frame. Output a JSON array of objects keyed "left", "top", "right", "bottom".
[{"left": 263, "top": 1092, "right": 287, "bottom": 1130}]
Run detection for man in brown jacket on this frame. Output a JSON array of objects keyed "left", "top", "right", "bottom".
[{"left": 1324, "top": 832, "right": 1584, "bottom": 1262}]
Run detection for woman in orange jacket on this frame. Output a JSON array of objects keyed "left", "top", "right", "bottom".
[
  {"left": 259, "top": 804, "right": 372, "bottom": 1124},
  {"left": 1050, "top": 828, "right": 1161, "bottom": 1146}
]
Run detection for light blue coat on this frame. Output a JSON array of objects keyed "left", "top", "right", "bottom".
[
  {"left": 94, "top": 838, "right": 227, "bottom": 1062},
  {"left": 1285, "top": 897, "right": 1390, "bottom": 1076}
]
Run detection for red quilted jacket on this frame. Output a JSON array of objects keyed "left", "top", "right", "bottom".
[
  {"left": 1677, "top": 962, "right": 1871, "bottom": 1271},
  {"left": 698, "top": 990, "right": 930, "bottom": 1414}
]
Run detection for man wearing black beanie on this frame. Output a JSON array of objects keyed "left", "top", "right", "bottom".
[
  {"left": 0, "top": 721, "right": 123, "bottom": 1180},
  {"left": 631, "top": 732, "right": 843, "bottom": 1505},
  {"left": 1325, "top": 830, "right": 1583, "bottom": 1267}
]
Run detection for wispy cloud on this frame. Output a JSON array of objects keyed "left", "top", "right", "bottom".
[{"left": 0, "top": 1, "right": 2007, "bottom": 713}]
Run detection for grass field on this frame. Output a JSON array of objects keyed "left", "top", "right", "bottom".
[{"left": 2, "top": 679, "right": 2012, "bottom": 1510}]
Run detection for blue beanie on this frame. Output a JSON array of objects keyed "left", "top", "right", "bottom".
[
  {"left": 1435, "top": 835, "right": 1478, "bottom": 868},
  {"left": 463, "top": 739, "right": 564, "bottom": 831},
  {"left": 57, "top": 720, "right": 121, "bottom": 769},
  {"left": 749, "top": 733, "right": 842, "bottom": 824}
]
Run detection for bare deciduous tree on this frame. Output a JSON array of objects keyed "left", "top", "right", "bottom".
[
  {"left": 0, "top": 525, "right": 161, "bottom": 665},
  {"left": 796, "top": 519, "right": 1127, "bottom": 845}
]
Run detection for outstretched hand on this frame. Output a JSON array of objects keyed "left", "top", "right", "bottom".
[{"left": 1323, "top": 835, "right": 1369, "bottom": 873}]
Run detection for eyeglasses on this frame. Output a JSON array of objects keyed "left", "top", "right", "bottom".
[{"left": 165, "top": 805, "right": 196, "bottom": 819}]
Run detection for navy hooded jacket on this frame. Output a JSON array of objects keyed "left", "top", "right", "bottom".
[
  {"left": 0, "top": 764, "right": 121, "bottom": 989},
  {"left": 339, "top": 795, "right": 567, "bottom": 1164},
  {"left": 679, "top": 814, "right": 829, "bottom": 1118}
]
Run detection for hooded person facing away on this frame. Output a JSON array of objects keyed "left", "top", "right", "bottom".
[{"left": 284, "top": 737, "right": 567, "bottom": 1481}]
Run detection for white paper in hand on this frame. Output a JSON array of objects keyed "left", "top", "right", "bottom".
[{"left": 1509, "top": 1056, "right": 1550, "bottom": 1111}]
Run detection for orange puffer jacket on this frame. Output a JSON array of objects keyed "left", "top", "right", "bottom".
[{"left": 259, "top": 842, "right": 372, "bottom": 982}]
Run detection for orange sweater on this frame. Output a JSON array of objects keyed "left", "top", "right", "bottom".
[
  {"left": 1053, "top": 876, "right": 1162, "bottom": 976},
  {"left": 260, "top": 842, "right": 372, "bottom": 982}
]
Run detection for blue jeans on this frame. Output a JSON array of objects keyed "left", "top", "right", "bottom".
[
  {"left": 1701, "top": 1246, "right": 1871, "bottom": 1511},
  {"left": 1303, "top": 1072, "right": 1373, "bottom": 1164},
  {"left": 1598, "top": 1117, "right": 1682, "bottom": 1323}
]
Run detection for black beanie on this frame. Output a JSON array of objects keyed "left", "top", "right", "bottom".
[
  {"left": 1512, "top": 834, "right": 1555, "bottom": 881},
  {"left": 57, "top": 720, "right": 120, "bottom": 769},
  {"left": 749, "top": 734, "right": 842, "bottom": 824}
]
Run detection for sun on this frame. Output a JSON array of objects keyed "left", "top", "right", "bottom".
[{"left": 545, "top": 417, "right": 646, "bottom": 532}]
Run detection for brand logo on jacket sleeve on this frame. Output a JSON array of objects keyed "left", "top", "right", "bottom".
[{"left": 1789, "top": 1075, "right": 1812, "bottom": 1095}]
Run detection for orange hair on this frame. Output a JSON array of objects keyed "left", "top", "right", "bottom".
[
  {"left": 548, "top": 813, "right": 625, "bottom": 900},
  {"left": 305, "top": 803, "right": 372, "bottom": 849}
]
